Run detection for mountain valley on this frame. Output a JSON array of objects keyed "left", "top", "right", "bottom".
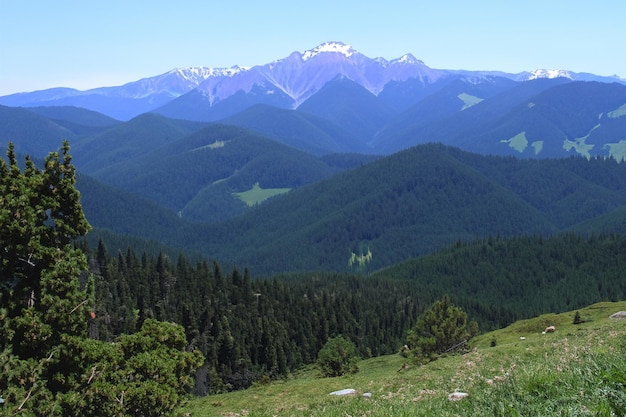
[{"left": 3, "top": 42, "right": 626, "bottom": 414}]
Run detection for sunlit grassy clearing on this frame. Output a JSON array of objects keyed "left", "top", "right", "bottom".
[
  {"left": 500, "top": 132, "right": 544, "bottom": 155},
  {"left": 608, "top": 103, "right": 626, "bottom": 118},
  {"left": 563, "top": 123, "right": 600, "bottom": 159},
  {"left": 233, "top": 182, "right": 291, "bottom": 206},
  {"left": 458, "top": 93, "right": 483, "bottom": 110},
  {"left": 604, "top": 139, "right": 626, "bottom": 162},
  {"left": 182, "top": 301, "right": 626, "bottom": 416},
  {"left": 501, "top": 131, "right": 528, "bottom": 152}
]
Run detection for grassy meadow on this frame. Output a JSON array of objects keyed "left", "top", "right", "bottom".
[
  {"left": 233, "top": 182, "right": 291, "bottom": 207},
  {"left": 182, "top": 301, "right": 626, "bottom": 416}
]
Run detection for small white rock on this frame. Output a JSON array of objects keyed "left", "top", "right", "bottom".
[
  {"left": 448, "top": 391, "right": 469, "bottom": 401},
  {"left": 329, "top": 388, "right": 356, "bottom": 396}
]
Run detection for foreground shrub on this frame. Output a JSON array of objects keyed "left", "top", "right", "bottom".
[{"left": 317, "top": 336, "right": 359, "bottom": 377}]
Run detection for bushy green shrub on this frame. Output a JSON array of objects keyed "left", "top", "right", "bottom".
[{"left": 316, "top": 336, "right": 359, "bottom": 377}]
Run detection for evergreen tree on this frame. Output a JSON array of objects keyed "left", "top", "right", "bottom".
[
  {"left": 0, "top": 141, "right": 93, "bottom": 413},
  {"left": 573, "top": 311, "right": 582, "bottom": 325},
  {"left": 406, "top": 294, "right": 477, "bottom": 363},
  {"left": 0, "top": 142, "right": 203, "bottom": 416}
]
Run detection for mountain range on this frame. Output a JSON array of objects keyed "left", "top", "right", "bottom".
[
  {"left": 6, "top": 101, "right": 626, "bottom": 275},
  {"left": 3, "top": 42, "right": 626, "bottom": 275},
  {"left": 3, "top": 41, "right": 626, "bottom": 161},
  {"left": 2, "top": 41, "right": 623, "bottom": 121}
]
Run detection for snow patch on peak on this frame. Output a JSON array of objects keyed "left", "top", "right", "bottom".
[
  {"left": 393, "top": 54, "right": 423, "bottom": 65},
  {"left": 169, "top": 66, "right": 248, "bottom": 81},
  {"left": 529, "top": 69, "right": 573, "bottom": 80},
  {"left": 302, "top": 42, "right": 356, "bottom": 61}
]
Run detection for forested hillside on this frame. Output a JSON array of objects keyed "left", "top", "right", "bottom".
[
  {"left": 0, "top": 105, "right": 78, "bottom": 156},
  {"left": 379, "top": 81, "right": 626, "bottom": 158},
  {"left": 71, "top": 112, "right": 206, "bottom": 173},
  {"left": 88, "top": 123, "right": 342, "bottom": 222},
  {"left": 71, "top": 144, "right": 626, "bottom": 275},
  {"left": 374, "top": 233, "right": 626, "bottom": 318},
  {"left": 7, "top": 137, "right": 626, "bottom": 276},
  {"left": 86, "top": 232, "right": 626, "bottom": 393},
  {"left": 220, "top": 104, "right": 367, "bottom": 155},
  {"left": 196, "top": 145, "right": 626, "bottom": 274},
  {"left": 88, "top": 241, "right": 421, "bottom": 393}
]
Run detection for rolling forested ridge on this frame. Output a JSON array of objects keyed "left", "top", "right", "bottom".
[{"left": 78, "top": 143, "right": 626, "bottom": 275}]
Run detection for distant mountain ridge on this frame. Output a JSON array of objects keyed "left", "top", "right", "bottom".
[
  {"left": 3, "top": 77, "right": 626, "bottom": 162},
  {"left": 1, "top": 41, "right": 623, "bottom": 121},
  {"left": 5, "top": 105, "right": 626, "bottom": 275},
  {"left": 0, "top": 67, "right": 225, "bottom": 120}
]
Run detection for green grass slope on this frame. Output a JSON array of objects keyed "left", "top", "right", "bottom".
[{"left": 182, "top": 301, "right": 626, "bottom": 416}]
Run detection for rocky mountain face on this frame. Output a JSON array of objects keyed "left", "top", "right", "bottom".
[{"left": 193, "top": 42, "right": 443, "bottom": 107}]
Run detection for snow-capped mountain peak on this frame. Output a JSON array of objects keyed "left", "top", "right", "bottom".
[
  {"left": 528, "top": 69, "right": 573, "bottom": 80},
  {"left": 301, "top": 41, "right": 356, "bottom": 61}
]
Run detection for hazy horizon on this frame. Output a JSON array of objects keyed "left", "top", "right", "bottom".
[{"left": 1, "top": 0, "right": 624, "bottom": 96}]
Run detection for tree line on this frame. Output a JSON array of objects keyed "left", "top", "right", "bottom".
[
  {"left": 88, "top": 244, "right": 426, "bottom": 393},
  {"left": 86, "top": 230, "right": 626, "bottom": 393}
]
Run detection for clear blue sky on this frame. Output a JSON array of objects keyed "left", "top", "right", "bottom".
[{"left": 1, "top": 0, "right": 624, "bottom": 95}]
